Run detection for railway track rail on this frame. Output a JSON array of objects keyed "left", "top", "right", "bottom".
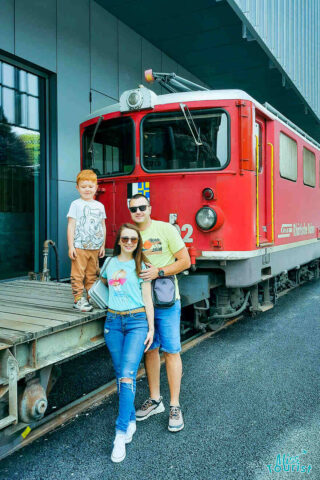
[{"left": 0, "top": 315, "right": 241, "bottom": 461}]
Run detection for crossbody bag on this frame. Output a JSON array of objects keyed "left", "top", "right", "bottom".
[
  {"left": 151, "top": 275, "right": 176, "bottom": 308},
  {"left": 88, "top": 257, "right": 112, "bottom": 309}
]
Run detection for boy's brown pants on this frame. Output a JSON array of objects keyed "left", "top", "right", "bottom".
[{"left": 71, "top": 248, "right": 99, "bottom": 302}]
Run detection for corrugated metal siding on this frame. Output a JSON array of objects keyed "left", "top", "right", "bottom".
[{"left": 229, "top": 0, "right": 320, "bottom": 119}]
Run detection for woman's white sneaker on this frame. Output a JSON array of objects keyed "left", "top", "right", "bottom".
[
  {"left": 125, "top": 421, "right": 136, "bottom": 444},
  {"left": 111, "top": 432, "right": 126, "bottom": 463}
]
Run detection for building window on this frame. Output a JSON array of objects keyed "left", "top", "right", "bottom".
[
  {"left": 303, "top": 148, "right": 316, "bottom": 187},
  {"left": 279, "top": 132, "right": 297, "bottom": 181},
  {"left": 0, "top": 60, "right": 45, "bottom": 280}
]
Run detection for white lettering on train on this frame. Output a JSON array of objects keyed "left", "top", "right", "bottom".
[{"left": 278, "top": 223, "right": 315, "bottom": 239}]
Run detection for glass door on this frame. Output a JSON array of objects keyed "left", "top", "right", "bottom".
[{"left": 0, "top": 60, "right": 45, "bottom": 280}]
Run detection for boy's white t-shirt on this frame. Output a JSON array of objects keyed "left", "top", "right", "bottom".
[{"left": 67, "top": 198, "right": 106, "bottom": 250}]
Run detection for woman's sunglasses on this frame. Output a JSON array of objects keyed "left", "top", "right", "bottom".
[
  {"left": 120, "top": 236, "right": 139, "bottom": 245},
  {"left": 129, "top": 205, "right": 148, "bottom": 213}
]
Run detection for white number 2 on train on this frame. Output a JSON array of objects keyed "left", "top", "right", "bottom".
[{"left": 181, "top": 224, "right": 193, "bottom": 243}]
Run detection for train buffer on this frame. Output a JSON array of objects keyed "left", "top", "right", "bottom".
[{"left": 0, "top": 279, "right": 106, "bottom": 444}]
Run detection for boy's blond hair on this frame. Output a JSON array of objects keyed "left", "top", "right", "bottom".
[{"left": 76, "top": 169, "right": 97, "bottom": 185}]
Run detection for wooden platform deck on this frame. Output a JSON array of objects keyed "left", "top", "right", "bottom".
[{"left": 0, "top": 280, "right": 106, "bottom": 347}]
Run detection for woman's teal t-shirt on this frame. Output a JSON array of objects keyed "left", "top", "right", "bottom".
[{"left": 102, "top": 257, "right": 146, "bottom": 311}]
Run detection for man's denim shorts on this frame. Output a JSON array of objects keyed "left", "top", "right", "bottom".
[{"left": 149, "top": 300, "right": 181, "bottom": 354}]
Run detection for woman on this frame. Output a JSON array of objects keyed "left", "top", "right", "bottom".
[{"left": 101, "top": 223, "right": 154, "bottom": 463}]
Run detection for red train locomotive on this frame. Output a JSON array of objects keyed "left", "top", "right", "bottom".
[{"left": 80, "top": 71, "right": 320, "bottom": 330}]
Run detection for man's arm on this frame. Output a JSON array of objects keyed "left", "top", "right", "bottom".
[{"left": 139, "top": 246, "right": 191, "bottom": 281}]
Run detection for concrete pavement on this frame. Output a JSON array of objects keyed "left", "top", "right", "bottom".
[{"left": 1, "top": 280, "right": 319, "bottom": 480}]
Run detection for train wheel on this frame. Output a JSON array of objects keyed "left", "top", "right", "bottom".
[{"left": 19, "top": 380, "right": 48, "bottom": 423}]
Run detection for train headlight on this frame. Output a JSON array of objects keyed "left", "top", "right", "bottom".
[
  {"left": 120, "top": 86, "right": 157, "bottom": 112},
  {"left": 196, "top": 207, "right": 217, "bottom": 231},
  {"left": 127, "top": 90, "right": 143, "bottom": 109}
]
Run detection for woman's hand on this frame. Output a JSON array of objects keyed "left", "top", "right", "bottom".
[
  {"left": 141, "top": 282, "right": 154, "bottom": 352},
  {"left": 144, "top": 329, "right": 154, "bottom": 352}
]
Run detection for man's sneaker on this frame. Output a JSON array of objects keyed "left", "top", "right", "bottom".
[
  {"left": 125, "top": 421, "right": 136, "bottom": 444},
  {"left": 111, "top": 432, "right": 126, "bottom": 463},
  {"left": 73, "top": 298, "right": 93, "bottom": 312},
  {"left": 168, "top": 406, "right": 184, "bottom": 432},
  {"left": 136, "top": 397, "right": 165, "bottom": 421}
]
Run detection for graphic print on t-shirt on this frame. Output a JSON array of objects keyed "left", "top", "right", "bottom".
[
  {"left": 74, "top": 205, "right": 104, "bottom": 249},
  {"left": 143, "top": 238, "right": 162, "bottom": 255},
  {"left": 102, "top": 258, "right": 145, "bottom": 311},
  {"left": 108, "top": 268, "right": 128, "bottom": 305},
  {"left": 108, "top": 269, "right": 127, "bottom": 290}
]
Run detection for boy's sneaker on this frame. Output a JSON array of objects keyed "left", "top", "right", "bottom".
[
  {"left": 73, "top": 298, "right": 93, "bottom": 312},
  {"left": 168, "top": 406, "right": 184, "bottom": 432},
  {"left": 125, "top": 421, "right": 136, "bottom": 444},
  {"left": 88, "top": 297, "right": 99, "bottom": 309},
  {"left": 136, "top": 396, "right": 165, "bottom": 421},
  {"left": 111, "top": 432, "right": 126, "bottom": 463}
]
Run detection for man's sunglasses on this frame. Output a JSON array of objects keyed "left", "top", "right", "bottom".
[
  {"left": 120, "top": 236, "right": 139, "bottom": 245},
  {"left": 129, "top": 205, "right": 149, "bottom": 213}
]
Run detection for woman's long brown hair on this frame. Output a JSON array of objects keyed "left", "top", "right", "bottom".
[{"left": 113, "top": 223, "right": 148, "bottom": 276}]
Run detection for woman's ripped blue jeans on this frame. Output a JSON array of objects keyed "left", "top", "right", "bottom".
[{"left": 104, "top": 311, "right": 148, "bottom": 433}]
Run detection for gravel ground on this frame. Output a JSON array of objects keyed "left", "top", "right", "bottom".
[{"left": 0, "top": 281, "right": 319, "bottom": 480}]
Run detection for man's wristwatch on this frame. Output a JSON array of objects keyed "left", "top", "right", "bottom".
[{"left": 158, "top": 269, "right": 165, "bottom": 277}]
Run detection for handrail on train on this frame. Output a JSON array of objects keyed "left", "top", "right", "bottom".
[
  {"left": 255, "top": 135, "right": 260, "bottom": 247},
  {"left": 268, "top": 142, "right": 275, "bottom": 244}
]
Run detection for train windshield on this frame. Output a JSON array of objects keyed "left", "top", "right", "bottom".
[
  {"left": 82, "top": 117, "right": 134, "bottom": 176},
  {"left": 141, "top": 109, "right": 229, "bottom": 172}
]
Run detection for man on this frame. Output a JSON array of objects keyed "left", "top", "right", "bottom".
[{"left": 129, "top": 193, "right": 191, "bottom": 432}]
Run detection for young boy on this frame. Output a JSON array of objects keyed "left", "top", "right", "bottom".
[{"left": 67, "top": 169, "right": 106, "bottom": 311}]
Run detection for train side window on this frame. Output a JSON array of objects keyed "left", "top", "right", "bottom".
[
  {"left": 82, "top": 117, "right": 135, "bottom": 176},
  {"left": 303, "top": 147, "right": 316, "bottom": 187},
  {"left": 279, "top": 132, "right": 297, "bottom": 181}
]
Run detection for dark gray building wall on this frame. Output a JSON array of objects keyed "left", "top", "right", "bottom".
[{"left": 0, "top": 0, "right": 203, "bottom": 278}]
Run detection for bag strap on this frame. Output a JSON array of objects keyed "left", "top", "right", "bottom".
[{"left": 99, "top": 256, "right": 112, "bottom": 278}]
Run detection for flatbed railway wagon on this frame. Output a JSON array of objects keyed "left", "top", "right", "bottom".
[
  {"left": 0, "top": 281, "right": 107, "bottom": 459},
  {"left": 81, "top": 70, "right": 320, "bottom": 329}
]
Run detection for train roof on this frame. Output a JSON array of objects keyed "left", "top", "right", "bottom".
[
  {"left": 86, "top": 88, "right": 320, "bottom": 150},
  {"left": 87, "top": 89, "right": 253, "bottom": 119}
]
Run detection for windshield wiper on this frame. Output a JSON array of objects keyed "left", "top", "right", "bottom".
[
  {"left": 88, "top": 115, "right": 103, "bottom": 167},
  {"left": 179, "top": 103, "right": 203, "bottom": 146}
]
